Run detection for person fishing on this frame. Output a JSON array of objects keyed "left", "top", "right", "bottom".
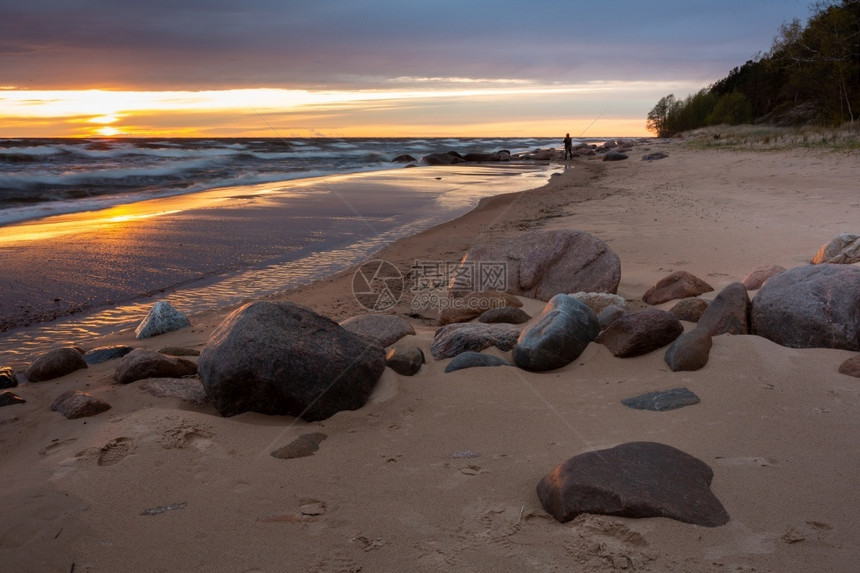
[{"left": 563, "top": 133, "right": 573, "bottom": 160}]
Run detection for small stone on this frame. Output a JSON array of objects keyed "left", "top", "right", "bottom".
[
  {"left": 51, "top": 390, "right": 111, "bottom": 419},
  {"left": 84, "top": 345, "right": 134, "bottom": 365},
  {"left": 838, "top": 355, "right": 860, "bottom": 378},
  {"left": 741, "top": 265, "right": 787, "bottom": 290},
  {"left": 697, "top": 282, "right": 750, "bottom": 336},
  {"left": 513, "top": 294, "right": 599, "bottom": 371},
  {"left": 114, "top": 349, "right": 197, "bottom": 385},
  {"left": 340, "top": 314, "right": 415, "bottom": 347},
  {"left": 135, "top": 301, "right": 191, "bottom": 339},
  {"left": 430, "top": 322, "right": 521, "bottom": 360},
  {"left": 385, "top": 345, "right": 425, "bottom": 376},
  {"left": 139, "top": 378, "right": 208, "bottom": 405},
  {"left": 597, "top": 304, "right": 627, "bottom": 330},
  {"left": 668, "top": 298, "right": 710, "bottom": 323},
  {"left": 643, "top": 271, "right": 714, "bottom": 305},
  {"left": 271, "top": 433, "right": 328, "bottom": 459},
  {"left": 300, "top": 502, "right": 326, "bottom": 516},
  {"left": 597, "top": 309, "right": 683, "bottom": 358},
  {"left": 156, "top": 346, "right": 201, "bottom": 357},
  {"left": 664, "top": 328, "right": 713, "bottom": 371},
  {"left": 621, "top": 387, "right": 701, "bottom": 411},
  {"left": 0, "top": 366, "right": 17, "bottom": 389},
  {"left": 478, "top": 306, "right": 531, "bottom": 324},
  {"left": 444, "top": 351, "right": 511, "bottom": 373},
  {"left": 25, "top": 347, "right": 87, "bottom": 382},
  {"left": 0, "top": 391, "right": 26, "bottom": 407}
]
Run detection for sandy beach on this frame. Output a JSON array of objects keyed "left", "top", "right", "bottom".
[{"left": 1, "top": 142, "right": 858, "bottom": 572}]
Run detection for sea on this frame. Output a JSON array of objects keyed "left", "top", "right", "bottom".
[{"left": 0, "top": 136, "right": 577, "bottom": 359}]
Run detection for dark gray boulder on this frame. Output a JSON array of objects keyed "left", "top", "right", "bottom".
[
  {"left": 385, "top": 345, "right": 425, "bottom": 376},
  {"left": 391, "top": 154, "right": 417, "bottom": 163},
  {"left": 642, "top": 152, "right": 669, "bottom": 161},
  {"left": 197, "top": 301, "right": 386, "bottom": 421},
  {"left": 697, "top": 282, "right": 750, "bottom": 336},
  {"left": 25, "top": 347, "right": 87, "bottom": 382},
  {"left": 513, "top": 294, "right": 599, "bottom": 371},
  {"left": 340, "top": 314, "right": 415, "bottom": 347},
  {"left": 84, "top": 345, "right": 134, "bottom": 365},
  {"left": 643, "top": 271, "right": 714, "bottom": 305},
  {"left": 0, "top": 366, "right": 17, "bottom": 389},
  {"left": 602, "top": 151, "right": 628, "bottom": 161},
  {"left": 478, "top": 306, "right": 531, "bottom": 324},
  {"left": 430, "top": 322, "right": 521, "bottom": 360},
  {"left": 751, "top": 264, "right": 860, "bottom": 350},
  {"left": 51, "top": 390, "right": 111, "bottom": 419},
  {"left": 423, "top": 152, "right": 465, "bottom": 165},
  {"left": 536, "top": 441, "right": 729, "bottom": 527},
  {"left": 664, "top": 328, "right": 712, "bottom": 371},
  {"left": 113, "top": 349, "right": 198, "bottom": 385},
  {"left": 445, "top": 351, "right": 512, "bottom": 373},
  {"left": 597, "top": 309, "right": 683, "bottom": 357},
  {"left": 621, "top": 387, "right": 701, "bottom": 411},
  {"left": 452, "top": 230, "right": 621, "bottom": 301},
  {"left": 134, "top": 301, "right": 191, "bottom": 339}
]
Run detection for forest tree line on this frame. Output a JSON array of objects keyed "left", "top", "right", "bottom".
[{"left": 647, "top": 0, "right": 860, "bottom": 137}]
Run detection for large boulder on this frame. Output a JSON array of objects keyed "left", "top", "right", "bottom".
[
  {"left": 25, "top": 347, "right": 87, "bottom": 382},
  {"left": 430, "top": 322, "right": 521, "bottom": 360},
  {"left": 537, "top": 442, "right": 729, "bottom": 527},
  {"left": 596, "top": 309, "right": 683, "bottom": 357},
  {"left": 198, "top": 301, "right": 385, "bottom": 421},
  {"left": 135, "top": 301, "right": 191, "bottom": 339},
  {"left": 811, "top": 233, "right": 860, "bottom": 264},
  {"left": 513, "top": 294, "right": 599, "bottom": 371},
  {"left": 113, "top": 349, "right": 197, "bottom": 385},
  {"left": 696, "top": 282, "right": 750, "bottom": 336},
  {"left": 642, "top": 271, "right": 713, "bottom": 305},
  {"left": 451, "top": 230, "right": 620, "bottom": 301},
  {"left": 751, "top": 264, "right": 860, "bottom": 350}
]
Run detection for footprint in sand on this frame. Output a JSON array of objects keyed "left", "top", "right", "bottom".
[{"left": 97, "top": 437, "right": 134, "bottom": 466}]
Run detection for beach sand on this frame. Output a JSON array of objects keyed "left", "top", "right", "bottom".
[{"left": 1, "top": 144, "right": 858, "bottom": 572}]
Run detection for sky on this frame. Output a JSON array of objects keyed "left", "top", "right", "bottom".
[{"left": 0, "top": 0, "right": 813, "bottom": 138}]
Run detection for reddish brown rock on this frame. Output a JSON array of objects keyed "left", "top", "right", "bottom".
[
  {"left": 741, "top": 265, "right": 787, "bottom": 290},
  {"left": 668, "top": 298, "right": 710, "bottom": 323},
  {"left": 664, "top": 328, "right": 713, "bottom": 371},
  {"left": 642, "top": 271, "right": 714, "bottom": 305},
  {"left": 51, "top": 390, "right": 111, "bottom": 419},
  {"left": 114, "top": 349, "right": 197, "bottom": 385},
  {"left": 596, "top": 309, "right": 683, "bottom": 357},
  {"left": 537, "top": 441, "right": 729, "bottom": 527}
]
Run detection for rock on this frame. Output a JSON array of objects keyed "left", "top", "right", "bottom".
[
  {"left": 271, "top": 432, "right": 327, "bottom": 459},
  {"left": 811, "top": 233, "right": 860, "bottom": 264},
  {"left": 570, "top": 292, "right": 628, "bottom": 315},
  {"left": 513, "top": 294, "right": 600, "bottom": 371},
  {"left": 134, "top": 301, "right": 191, "bottom": 339},
  {"left": 0, "top": 366, "right": 17, "bottom": 389},
  {"left": 340, "top": 314, "right": 415, "bottom": 347},
  {"left": 157, "top": 346, "right": 201, "bottom": 357},
  {"left": 139, "top": 377, "right": 208, "bottom": 405},
  {"left": 477, "top": 306, "right": 531, "bottom": 324},
  {"left": 0, "top": 391, "right": 26, "bottom": 407},
  {"left": 838, "top": 355, "right": 860, "bottom": 377},
  {"left": 621, "top": 387, "right": 701, "bottom": 411},
  {"left": 445, "top": 351, "right": 512, "bottom": 373},
  {"left": 536, "top": 441, "right": 729, "bottom": 527},
  {"left": 642, "top": 152, "right": 669, "bottom": 161},
  {"left": 438, "top": 290, "right": 522, "bottom": 326},
  {"left": 391, "top": 154, "right": 417, "bottom": 163},
  {"left": 385, "top": 345, "right": 425, "bottom": 376},
  {"left": 464, "top": 151, "right": 502, "bottom": 162},
  {"left": 423, "top": 152, "right": 465, "bottom": 165},
  {"left": 84, "top": 345, "right": 134, "bottom": 365},
  {"left": 25, "top": 347, "right": 87, "bottom": 382},
  {"left": 597, "top": 309, "right": 683, "bottom": 357},
  {"left": 668, "top": 298, "right": 710, "bottom": 323},
  {"left": 642, "top": 271, "right": 714, "bottom": 305},
  {"left": 452, "top": 230, "right": 621, "bottom": 301},
  {"left": 602, "top": 151, "right": 628, "bottom": 161},
  {"left": 597, "top": 304, "right": 627, "bottom": 330},
  {"left": 430, "top": 322, "right": 521, "bottom": 360},
  {"left": 51, "top": 390, "right": 111, "bottom": 419},
  {"left": 751, "top": 264, "right": 860, "bottom": 350},
  {"left": 113, "top": 349, "right": 198, "bottom": 385},
  {"left": 741, "top": 265, "right": 787, "bottom": 290},
  {"left": 197, "top": 301, "right": 386, "bottom": 421},
  {"left": 696, "top": 282, "right": 750, "bottom": 336},
  {"left": 664, "top": 328, "right": 712, "bottom": 371}
]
